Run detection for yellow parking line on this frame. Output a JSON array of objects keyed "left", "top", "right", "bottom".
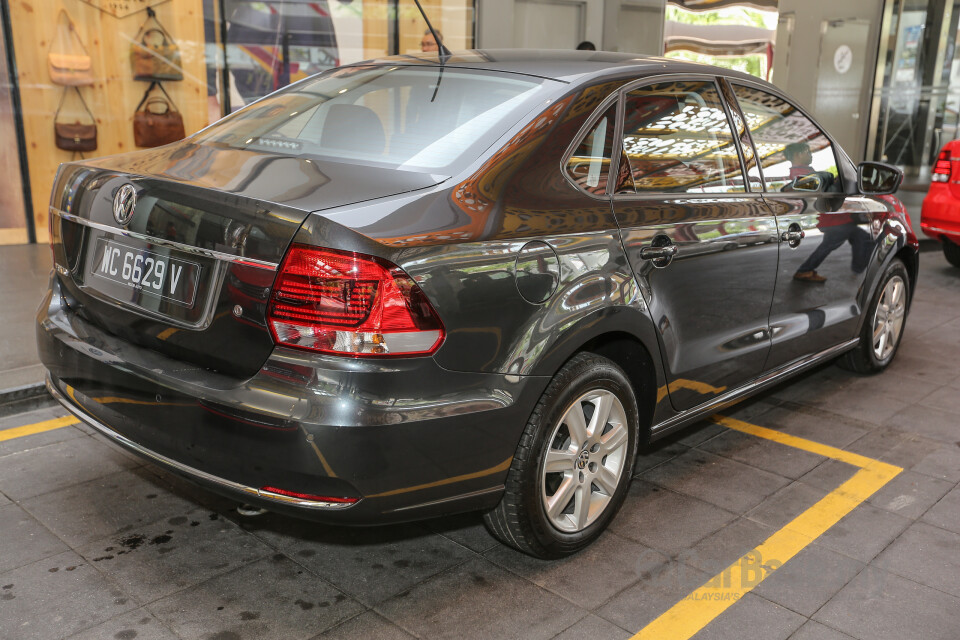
[
  {"left": 0, "top": 415, "right": 79, "bottom": 442},
  {"left": 633, "top": 414, "right": 902, "bottom": 640}
]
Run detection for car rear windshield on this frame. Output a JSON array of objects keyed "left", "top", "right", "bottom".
[{"left": 194, "top": 65, "right": 553, "bottom": 173}]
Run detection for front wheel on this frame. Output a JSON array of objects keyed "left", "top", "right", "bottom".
[
  {"left": 838, "top": 259, "right": 910, "bottom": 374},
  {"left": 484, "top": 353, "right": 639, "bottom": 558}
]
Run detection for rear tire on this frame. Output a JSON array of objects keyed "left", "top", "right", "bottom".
[
  {"left": 943, "top": 240, "right": 960, "bottom": 268},
  {"left": 838, "top": 258, "right": 910, "bottom": 374},
  {"left": 483, "top": 353, "right": 639, "bottom": 559}
]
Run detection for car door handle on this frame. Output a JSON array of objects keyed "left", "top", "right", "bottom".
[
  {"left": 780, "top": 224, "right": 805, "bottom": 248},
  {"left": 639, "top": 245, "right": 678, "bottom": 261}
]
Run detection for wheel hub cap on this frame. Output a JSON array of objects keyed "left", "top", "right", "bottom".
[
  {"left": 576, "top": 450, "right": 590, "bottom": 469},
  {"left": 872, "top": 275, "right": 906, "bottom": 361}
]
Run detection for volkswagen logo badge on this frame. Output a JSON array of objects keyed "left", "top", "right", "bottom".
[{"left": 113, "top": 184, "right": 137, "bottom": 226}]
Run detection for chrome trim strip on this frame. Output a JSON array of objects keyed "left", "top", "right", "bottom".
[
  {"left": 50, "top": 207, "right": 279, "bottom": 270},
  {"left": 650, "top": 338, "right": 860, "bottom": 438},
  {"left": 45, "top": 374, "right": 357, "bottom": 510}
]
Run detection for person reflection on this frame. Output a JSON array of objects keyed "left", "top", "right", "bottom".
[
  {"left": 785, "top": 141, "right": 814, "bottom": 179},
  {"left": 421, "top": 29, "right": 443, "bottom": 52}
]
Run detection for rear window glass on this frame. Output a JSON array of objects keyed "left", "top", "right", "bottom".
[{"left": 193, "top": 65, "right": 551, "bottom": 173}]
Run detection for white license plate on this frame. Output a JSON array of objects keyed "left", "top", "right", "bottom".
[{"left": 91, "top": 238, "right": 201, "bottom": 307}]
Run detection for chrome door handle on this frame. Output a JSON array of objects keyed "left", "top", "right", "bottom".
[
  {"left": 639, "top": 245, "right": 678, "bottom": 261},
  {"left": 780, "top": 223, "right": 805, "bottom": 248}
]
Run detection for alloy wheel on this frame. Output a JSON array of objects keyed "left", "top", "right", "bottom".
[
  {"left": 872, "top": 275, "right": 906, "bottom": 361},
  {"left": 540, "top": 389, "right": 629, "bottom": 533}
]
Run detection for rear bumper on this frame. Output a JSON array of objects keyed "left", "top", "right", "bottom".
[
  {"left": 920, "top": 187, "right": 960, "bottom": 242},
  {"left": 38, "top": 276, "right": 548, "bottom": 524}
]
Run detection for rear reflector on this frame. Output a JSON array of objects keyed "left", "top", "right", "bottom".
[
  {"left": 933, "top": 148, "right": 951, "bottom": 182},
  {"left": 259, "top": 486, "right": 359, "bottom": 505},
  {"left": 267, "top": 244, "right": 444, "bottom": 357}
]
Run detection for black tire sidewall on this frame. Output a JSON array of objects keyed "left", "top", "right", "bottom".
[{"left": 521, "top": 357, "right": 639, "bottom": 555}]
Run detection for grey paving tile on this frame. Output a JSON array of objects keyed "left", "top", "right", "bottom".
[
  {"left": 752, "top": 545, "right": 863, "bottom": 617},
  {"left": 814, "top": 503, "right": 912, "bottom": 563},
  {"left": 238, "top": 516, "right": 475, "bottom": 607},
  {"left": 376, "top": 557, "right": 585, "bottom": 640},
  {"left": 0, "top": 550, "right": 137, "bottom": 640},
  {"left": 0, "top": 409, "right": 83, "bottom": 457},
  {"left": 22, "top": 467, "right": 201, "bottom": 547},
  {"left": 866, "top": 470, "right": 953, "bottom": 519},
  {"left": 552, "top": 614, "right": 631, "bottom": 640},
  {"left": 806, "top": 390, "right": 909, "bottom": 426},
  {"left": 746, "top": 481, "right": 826, "bottom": 530},
  {"left": 813, "top": 566, "right": 960, "bottom": 640},
  {"left": 843, "top": 428, "right": 914, "bottom": 461},
  {"left": 65, "top": 608, "right": 180, "bottom": 640},
  {"left": 0, "top": 436, "right": 139, "bottom": 501},
  {"left": 798, "top": 460, "right": 860, "bottom": 494},
  {"left": 149, "top": 555, "right": 364, "bottom": 640},
  {"left": 696, "top": 427, "right": 825, "bottom": 479},
  {"left": 922, "top": 484, "right": 960, "bottom": 534},
  {"left": 642, "top": 449, "right": 791, "bottom": 515},
  {"left": 912, "top": 445, "right": 960, "bottom": 482},
  {"left": 634, "top": 440, "right": 690, "bottom": 475},
  {"left": 883, "top": 404, "right": 960, "bottom": 443},
  {"left": 597, "top": 559, "right": 711, "bottom": 631},
  {"left": 0, "top": 492, "right": 10, "bottom": 507},
  {"left": 788, "top": 620, "right": 856, "bottom": 640},
  {"left": 669, "top": 421, "right": 727, "bottom": 447},
  {"left": 751, "top": 404, "right": 870, "bottom": 449},
  {"left": 611, "top": 481, "right": 737, "bottom": 555},
  {"left": 916, "top": 385, "right": 960, "bottom": 415},
  {"left": 876, "top": 434, "right": 947, "bottom": 471},
  {"left": 0, "top": 503, "right": 68, "bottom": 574},
  {"left": 313, "top": 611, "right": 415, "bottom": 640},
  {"left": 77, "top": 508, "right": 273, "bottom": 603},
  {"left": 424, "top": 512, "right": 500, "bottom": 554},
  {"left": 484, "top": 531, "right": 664, "bottom": 609},
  {"left": 690, "top": 593, "right": 805, "bottom": 640},
  {"left": 683, "top": 518, "right": 776, "bottom": 575},
  {"left": 884, "top": 351, "right": 960, "bottom": 384},
  {"left": 874, "top": 521, "right": 960, "bottom": 597},
  {"left": 717, "top": 397, "right": 782, "bottom": 424}
]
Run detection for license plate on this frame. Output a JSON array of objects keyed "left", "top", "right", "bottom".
[{"left": 91, "top": 238, "right": 201, "bottom": 308}]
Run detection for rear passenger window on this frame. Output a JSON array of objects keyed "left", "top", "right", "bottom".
[
  {"left": 617, "top": 80, "right": 746, "bottom": 194},
  {"left": 566, "top": 105, "right": 616, "bottom": 195},
  {"left": 731, "top": 84, "right": 841, "bottom": 192}
]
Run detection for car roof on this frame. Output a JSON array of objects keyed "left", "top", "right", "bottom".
[{"left": 348, "top": 49, "right": 764, "bottom": 85}]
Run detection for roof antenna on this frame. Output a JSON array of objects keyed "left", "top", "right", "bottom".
[{"left": 412, "top": 0, "right": 451, "bottom": 64}]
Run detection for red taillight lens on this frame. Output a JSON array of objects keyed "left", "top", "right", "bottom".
[
  {"left": 267, "top": 244, "right": 444, "bottom": 357},
  {"left": 259, "top": 486, "right": 359, "bottom": 504},
  {"left": 933, "top": 148, "right": 952, "bottom": 182}
]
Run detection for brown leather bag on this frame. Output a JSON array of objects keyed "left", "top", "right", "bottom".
[
  {"left": 133, "top": 82, "right": 185, "bottom": 148},
  {"left": 54, "top": 87, "right": 97, "bottom": 152},
  {"left": 129, "top": 8, "right": 183, "bottom": 82},
  {"left": 48, "top": 12, "right": 94, "bottom": 86}
]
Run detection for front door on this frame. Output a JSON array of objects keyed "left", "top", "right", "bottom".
[
  {"left": 611, "top": 78, "right": 779, "bottom": 411},
  {"left": 729, "top": 82, "right": 879, "bottom": 369}
]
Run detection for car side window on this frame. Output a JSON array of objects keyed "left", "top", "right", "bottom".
[
  {"left": 730, "top": 84, "right": 842, "bottom": 193},
  {"left": 617, "top": 80, "right": 747, "bottom": 195},
  {"left": 566, "top": 105, "right": 617, "bottom": 195}
]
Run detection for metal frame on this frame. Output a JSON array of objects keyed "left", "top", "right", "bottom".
[{"left": 0, "top": 0, "right": 35, "bottom": 243}]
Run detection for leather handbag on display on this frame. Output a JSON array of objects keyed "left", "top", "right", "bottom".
[
  {"left": 48, "top": 12, "right": 94, "bottom": 86},
  {"left": 54, "top": 87, "right": 97, "bottom": 152},
  {"left": 133, "top": 82, "right": 185, "bottom": 148},
  {"left": 129, "top": 7, "right": 183, "bottom": 81}
]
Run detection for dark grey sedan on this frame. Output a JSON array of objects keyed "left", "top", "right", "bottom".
[{"left": 38, "top": 51, "right": 917, "bottom": 558}]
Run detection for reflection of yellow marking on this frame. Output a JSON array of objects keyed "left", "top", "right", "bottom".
[
  {"left": 367, "top": 456, "right": 513, "bottom": 499},
  {"left": 300, "top": 426, "right": 337, "bottom": 478},
  {"left": 156, "top": 327, "right": 178, "bottom": 341},
  {"left": 94, "top": 396, "right": 192, "bottom": 407},
  {"left": 0, "top": 416, "right": 78, "bottom": 442},
  {"left": 657, "top": 379, "right": 728, "bottom": 404},
  {"left": 633, "top": 414, "right": 902, "bottom": 640}
]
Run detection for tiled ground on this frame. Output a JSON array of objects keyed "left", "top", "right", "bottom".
[{"left": 2, "top": 250, "right": 960, "bottom": 640}]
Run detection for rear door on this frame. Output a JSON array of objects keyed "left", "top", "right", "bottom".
[
  {"left": 611, "top": 77, "right": 779, "bottom": 411},
  {"left": 727, "top": 81, "right": 878, "bottom": 369}
]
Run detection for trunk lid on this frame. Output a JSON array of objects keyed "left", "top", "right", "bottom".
[{"left": 50, "top": 144, "right": 445, "bottom": 378}]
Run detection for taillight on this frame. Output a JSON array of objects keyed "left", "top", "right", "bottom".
[
  {"left": 267, "top": 244, "right": 444, "bottom": 357},
  {"left": 932, "top": 148, "right": 951, "bottom": 182}
]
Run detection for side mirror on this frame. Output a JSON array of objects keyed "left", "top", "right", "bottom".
[{"left": 858, "top": 161, "right": 903, "bottom": 195}]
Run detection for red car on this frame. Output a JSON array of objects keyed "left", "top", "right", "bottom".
[{"left": 922, "top": 140, "right": 960, "bottom": 266}]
